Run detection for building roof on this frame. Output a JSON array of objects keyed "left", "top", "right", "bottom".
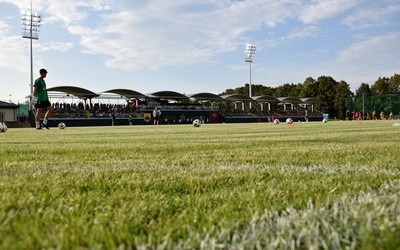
[
  {"left": 300, "top": 97, "right": 325, "bottom": 104},
  {"left": 187, "top": 92, "right": 223, "bottom": 101},
  {"left": 277, "top": 97, "right": 303, "bottom": 104},
  {"left": 45, "top": 86, "right": 325, "bottom": 105},
  {"left": 147, "top": 91, "right": 189, "bottom": 100},
  {"left": 252, "top": 95, "right": 280, "bottom": 103},
  {"left": 0, "top": 101, "right": 19, "bottom": 108},
  {"left": 47, "top": 86, "right": 99, "bottom": 99},
  {"left": 221, "top": 94, "right": 254, "bottom": 102},
  {"left": 102, "top": 89, "right": 146, "bottom": 99}
]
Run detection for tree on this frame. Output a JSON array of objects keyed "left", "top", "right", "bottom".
[
  {"left": 252, "top": 84, "right": 275, "bottom": 96},
  {"left": 312, "top": 76, "right": 338, "bottom": 116},
  {"left": 289, "top": 83, "right": 303, "bottom": 97},
  {"left": 335, "top": 81, "right": 354, "bottom": 118},
  {"left": 299, "top": 77, "right": 317, "bottom": 97},
  {"left": 274, "top": 83, "right": 297, "bottom": 97},
  {"left": 355, "top": 83, "right": 371, "bottom": 96},
  {"left": 371, "top": 77, "right": 390, "bottom": 96},
  {"left": 389, "top": 74, "right": 400, "bottom": 94}
]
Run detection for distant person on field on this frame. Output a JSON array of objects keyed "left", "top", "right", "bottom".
[
  {"left": 153, "top": 107, "right": 161, "bottom": 125},
  {"left": 372, "top": 110, "right": 376, "bottom": 120},
  {"left": 346, "top": 110, "right": 351, "bottom": 121},
  {"left": 380, "top": 111, "right": 385, "bottom": 120},
  {"left": 389, "top": 111, "right": 393, "bottom": 120},
  {"left": 354, "top": 111, "right": 359, "bottom": 120},
  {"left": 33, "top": 68, "right": 53, "bottom": 130},
  {"left": 304, "top": 109, "right": 309, "bottom": 122},
  {"left": 111, "top": 113, "right": 116, "bottom": 126},
  {"left": 129, "top": 114, "right": 133, "bottom": 125}
]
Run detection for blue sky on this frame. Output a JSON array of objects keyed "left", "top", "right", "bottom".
[{"left": 1, "top": 0, "right": 399, "bottom": 103}]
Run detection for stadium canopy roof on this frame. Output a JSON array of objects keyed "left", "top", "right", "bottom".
[
  {"left": 252, "top": 95, "right": 280, "bottom": 103},
  {"left": 187, "top": 92, "right": 223, "bottom": 101},
  {"left": 102, "top": 89, "right": 146, "bottom": 99},
  {"left": 47, "top": 86, "right": 99, "bottom": 99},
  {"left": 148, "top": 91, "right": 189, "bottom": 100},
  {"left": 0, "top": 101, "right": 19, "bottom": 108},
  {"left": 300, "top": 97, "right": 325, "bottom": 104},
  {"left": 221, "top": 94, "right": 253, "bottom": 102},
  {"left": 277, "top": 97, "right": 303, "bottom": 104}
]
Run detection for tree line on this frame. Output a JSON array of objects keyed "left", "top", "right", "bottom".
[{"left": 219, "top": 74, "right": 400, "bottom": 119}]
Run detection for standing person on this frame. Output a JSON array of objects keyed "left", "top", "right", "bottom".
[
  {"left": 346, "top": 110, "right": 351, "bottom": 121},
  {"left": 33, "top": 68, "right": 53, "bottom": 130},
  {"left": 153, "top": 107, "right": 161, "bottom": 125},
  {"left": 111, "top": 113, "right": 116, "bottom": 126},
  {"left": 128, "top": 114, "right": 133, "bottom": 125},
  {"left": 304, "top": 109, "right": 309, "bottom": 122},
  {"left": 380, "top": 111, "right": 385, "bottom": 120}
]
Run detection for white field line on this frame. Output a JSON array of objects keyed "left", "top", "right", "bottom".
[
  {"left": 2, "top": 164, "right": 400, "bottom": 176},
  {"left": 163, "top": 179, "right": 400, "bottom": 250}
]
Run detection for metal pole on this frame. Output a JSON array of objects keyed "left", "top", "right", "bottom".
[
  {"left": 249, "top": 60, "right": 252, "bottom": 109},
  {"left": 362, "top": 93, "right": 364, "bottom": 120},
  {"left": 245, "top": 44, "right": 255, "bottom": 109},
  {"left": 22, "top": 2, "right": 42, "bottom": 113},
  {"left": 30, "top": 6, "right": 33, "bottom": 107}
]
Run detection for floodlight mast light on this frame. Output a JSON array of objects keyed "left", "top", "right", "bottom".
[
  {"left": 245, "top": 44, "right": 256, "bottom": 109},
  {"left": 21, "top": 2, "right": 42, "bottom": 112}
]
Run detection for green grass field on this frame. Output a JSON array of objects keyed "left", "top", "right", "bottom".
[{"left": 1, "top": 120, "right": 400, "bottom": 249}]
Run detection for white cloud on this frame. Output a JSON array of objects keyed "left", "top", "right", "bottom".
[
  {"left": 36, "top": 42, "right": 74, "bottom": 53},
  {"left": 299, "top": 0, "right": 360, "bottom": 24},
  {"left": 285, "top": 25, "right": 319, "bottom": 41},
  {"left": 335, "top": 32, "right": 400, "bottom": 63},
  {"left": 11, "top": 0, "right": 112, "bottom": 24},
  {"left": 328, "top": 32, "right": 400, "bottom": 87},
  {"left": 0, "top": 19, "right": 73, "bottom": 73},
  {"left": 63, "top": 1, "right": 303, "bottom": 71},
  {"left": 1, "top": 0, "right": 400, "bottom": 102},
  {"left": 341, "top": 3, "right": 400, "bottom": 30},
  {"left": 0, "top": 21, "right": 28, "bottom": 72}
]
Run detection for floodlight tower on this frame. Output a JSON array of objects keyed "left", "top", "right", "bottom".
[
  {"left": 245, "top": 44, "right": 256, "bottom": 109},
  {"left": 21, "top": 2, "right": 42, "bottom": 110}
]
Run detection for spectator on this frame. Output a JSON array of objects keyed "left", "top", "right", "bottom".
[
  {"left": 111, "top": 113, "right": 116, "bottom": 126},
  {"left": 153, "top": 107, "right": 161, "bottom": 125},
  {"left": 380, "top": 111, "right": 385, "bottom": 120}
]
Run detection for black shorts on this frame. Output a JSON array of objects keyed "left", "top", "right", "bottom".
[
  {"left": 35, "top": 100, "right": 51, "bottom": 109},
  {"left": 154, "top": 116, "right": 159, "bottom": 121}
]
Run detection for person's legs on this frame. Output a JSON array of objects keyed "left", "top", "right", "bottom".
[
  {"left": 40, "top": 104, "right": 53, "bottom": 129},
  {"left": 43, "top": 106, "right": 53, "bottom": 124},
  {"left": 35, "top": 108, "right": 42, "bottom": 129}
]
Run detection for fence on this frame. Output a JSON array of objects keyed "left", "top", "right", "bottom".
[{"left": 345, "top": 94, "right": 400, "bottom": 118}]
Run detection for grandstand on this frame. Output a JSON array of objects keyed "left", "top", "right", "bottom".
[{"left": 22, "top": 86, "right": 325, "bottom": 126}]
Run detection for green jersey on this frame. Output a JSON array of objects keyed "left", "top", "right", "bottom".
[{"left": 34, "top": 77, "right": 49, "bottom": 102}]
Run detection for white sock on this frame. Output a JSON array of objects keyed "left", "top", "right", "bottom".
[
  {"left": 43, "top": 119, "right": 48, "bottom": 125},
  {"left": 36, "top": 121, "right": 40, "bottom": 128}
]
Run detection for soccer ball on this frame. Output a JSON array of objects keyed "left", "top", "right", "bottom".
[
  {"left": 58, "top": 122, "right": 66, "bottom": 129},
  {"left": 193, "top": 119, "right": 201, "bottom": 127},
  {"left": 0, "top": 122, "right": 7, "bottom": 132},
  {"left": 273, "top": 119, "right": 280, "bottom": 124},
  {"left": 286, "top": 118, "right": 293, "bottom": 124},
  {"left": 322, "top": 119, "right": 328, "bottom": 123}
]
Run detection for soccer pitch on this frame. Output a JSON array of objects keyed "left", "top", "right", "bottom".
[{"left": 1, "top": 121, "right": 400, "bottom": 249}]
